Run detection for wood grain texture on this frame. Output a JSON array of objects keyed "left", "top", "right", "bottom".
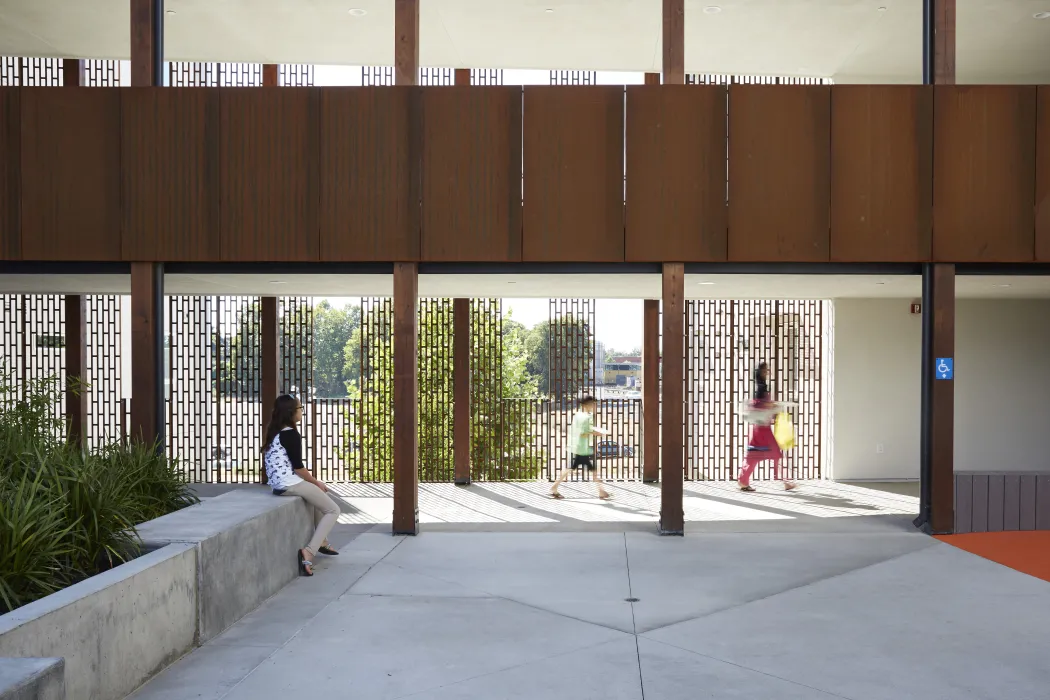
[
  {"left": 930, "top": 263, "right": 955, "bottom": 534},
  {"left": 987, "top": 474, "right": 1005, "bottom": 532},
  {"left": 262, "top": 64, "right": 279, "bottom": 87},
  {"left": 523, "top": 86, "right": 624, "bottom": 262},
  {"left": 626, "top": 85, "right": 727, "bottom": 261},
  {"left": 1003, "top": 474, "right": 1021, "bottom": 532},
  {"left": 130, "top": 262, "right": 163, "bottom": 447},
  {"left": 933, "top": 86, "right": 1036, "bottom": 262},
  {"left": 831, "top": 86, "right": 932, "bottom": 262},
  {"left": 63, "top": 59, "right": 84, "bottom": 87},
  {"left": 660, "top": 263, "right": 684, "bottom": 535},
  {"left": 955, "top": 474, "right": 971, "bottom": 534},
  {"left": 320, "top": 88, "right": 420, "bottom": 261},
  {"left": 453, "top": 298, "right": 471, "bottom": 484},
  {"left": 0, "top": 88, "right": 19, "bottom": 260},
  {"left": 422, "top": 86, "right": 521, "bottom": 261},
  {"left": 395, "top": 0, "right": 419, "bottom": 87},
  {"left": 662, "top": 0, "right": 684, "bottom": 85},
  {"left": 21, "top": 88, "right": 121, "bottom": 260},
  {"left": 970, "top": 474, "right": 988, "bottom": 533},
  {"left": 643, "top": 299, "right": 659, "bottom": 483},
  {"left": 130, "top": 0, "right": 159, "bottom": 87},
  {"left": 220, "top": 88, "right": 320, "bottom": 261},
  {"left": 728, "top": 85, "right": 831, "bottom": 262},
  {"left": 935, "top": 0, "right": 956, "bottom": 85},
  {"left": 1020, "top": 474, "right": 1037, "bottom": 530},
  {"left": 122, "top": 88, "right": 220, "bottom": 261},
  {"left": 1036, "top": 86, "right": 1050, "bottom": 260},
  {"left": 393, "top": 262, "right": 419, "bottom": 535}
]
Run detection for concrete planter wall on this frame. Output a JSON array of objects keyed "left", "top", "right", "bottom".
[{"left": 0, "top": 489, "right": 312, "bottom": 700}]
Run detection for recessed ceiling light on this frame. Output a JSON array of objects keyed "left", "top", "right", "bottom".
[
  {"left": 703, "top": 6, "right": 722, "bottom": 14},
  {"left": 166, "top": 9, "right": 176, "bottom": 14},
  {"left": 1034, "top": 11, "right": 1050, "bottom": 19},
  {"left": 994, "top": 283, "right": 1013, "bottom": 288},
  {"left": 269, "top": 280, "right": 286, "bottom": 285},
  {"left": 348, "top": 8, "right": 367, "bottom": 16},
  {"left": 698, "top": 281, "right": 715, "bottom": 286},
  {"left": 877, "top": 6, "right": 887, "bottom": 12},
  {"left": 875, "top": 281, "right": 886, "bottom": 285}
]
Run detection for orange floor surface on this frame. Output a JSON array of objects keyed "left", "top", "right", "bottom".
[{"left": 936, "top": 531, "right": 1050, "bottom": 584}]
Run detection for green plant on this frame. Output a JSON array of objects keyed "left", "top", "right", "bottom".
[{"left": 0, "top": 369, "right": 199, "bottom": 613}]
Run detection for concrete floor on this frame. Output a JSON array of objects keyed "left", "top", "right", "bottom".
[{"left": 130, "top": 485, "right": 1050, "bottom": 700}]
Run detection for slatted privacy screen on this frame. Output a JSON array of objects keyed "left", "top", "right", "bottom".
[
  {"left": 550, "top": 71, "right": 597, "bottom": 85},
  {"left": 418, "top": 298, "right": 455, "bottom": 481},
  {"left": 0, "top": 57, "right": 62, "bottom": 85},
  {"left": 86, "top": 295, "right": 124, "bottom": 448},
  {"left": 685, "top": 299, "right": 825, "bottom": 481},
  {"left": 470, "top": 298, "right": 504, "bottom": 480},
  {"left": 472, "top": 69, "right": 504, "bottom": 85},
  {"left": 361, "top": 66, "right": 394, "bottom": 86},
  {"left": 168, "top": 62, "right": 262, "bottom": 87},
  {"left": 420, "top": 68, "right": 454, "bottom": 86},
  {"left": 279, "top": 64, "right": 315, "bottom": 87},
  {"left": 546, "top": 298, "right": 597, "bottom": 480},
  {"left": 358, "top": 297, "right": 394, "bottom": 481}
]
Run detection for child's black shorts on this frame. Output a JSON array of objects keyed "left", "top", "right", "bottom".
[{"left": 571, "top": 454, "right": 595, "bottom": 470}]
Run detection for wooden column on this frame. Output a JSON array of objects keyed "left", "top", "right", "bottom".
[
  {"left": 644, "top": 72, "right": 660, "bottom": 86},
  {"left": 453, "top": 298, "right": 471, "bottom": 485},
  {"left": 262, "top": 64, "right": 279, "bottom": 87},
  {"left": 260, "top": 296, "right": 279, "bottom": 482},
  {"left": 62, "top": 59, "right": 84, "bottom": 87},
  {"left": 454, "top": 69, "right": 470, "bottom": 86},
  {"left": 130, "top": 0, "right": 164, "bottom": 87},
  {"left": 64, "top": 296, "right": 88, "bottom": 450},
  {"left": 925, "top": 264, "right": 955, "bottom": 534},
  {"left": 395, "top": 0, "right": 420, "bottom": 87},
  {"left": 642, "top": 299, "right": 660, "bottom": 483},
  {"left": 662, "top": 0, "right": 685, "bottom": 85},
  {"left": 659, "top": 264, "right": 684, "bottom": 535},
  {"left": 934, "top": 0, "right": 955, "bottom": 85},
  {"left": 393, "top": 263, "right": 419, "bottom": 534},
  {"left": 130, "top": 263, "right": 164, "bottom": 450}
]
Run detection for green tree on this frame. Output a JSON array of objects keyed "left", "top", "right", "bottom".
[
  {"left": 524, "top": 316, "right": 594, "bottom": 397},
  {"left": 312, "top": 301, "right": 359, "bottom": 398}
]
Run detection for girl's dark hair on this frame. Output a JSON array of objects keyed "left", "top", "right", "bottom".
[
  {"left": 754, "top": 363, "right": 770, "bottom": 400},
  {"left": 263, "top": 394, "right": 300, "bottom": 451}
]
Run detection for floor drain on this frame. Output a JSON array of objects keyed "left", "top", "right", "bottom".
[{"left": 625, "top": 597, "right": 640, "bottom": 603}]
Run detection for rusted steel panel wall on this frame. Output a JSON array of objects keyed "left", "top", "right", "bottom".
[
  {"left": 933, "top": 86, "right": 1036, "bottom": 262},
  {"left": 625, "top": 85, "right": 727, "bottom": 262},
  {"left": 831, "top": 86, "right": 932, "bottom": 262},
  {"left": 728, "top": 85, "right": 831, "bottom": 262}
]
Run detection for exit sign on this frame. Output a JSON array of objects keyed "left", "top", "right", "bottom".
[{"left": 910, "top": 303, "right": 921, "bottom": 315}]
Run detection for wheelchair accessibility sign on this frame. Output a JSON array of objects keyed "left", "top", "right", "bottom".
[{"left": 935, "top": 358, "right": 953, "bottom": 380}]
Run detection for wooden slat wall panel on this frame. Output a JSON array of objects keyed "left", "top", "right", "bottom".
[
  {"left": 1038, "top": 475, "right": 1050, "bottom": 531},
  {"left": 122, "top": 89, "right": 220, "bottom": 261},
  {"left": 421, "top": 86, "right": 521, "bottom": 261},
  {"left": 0, "top": 88, "right": 18, "bottom": 260},
  {"left": 21, "top": 88, "right": 121, "bottom": 260},
  {"left": 831, "top": 86, "right": 932, "bottom": 262},
  {"left": 986, "top": 474, "right": 1004, "bottom": 532},
  {"left": 955, "top": 474, "right": 972, "bottom": 534},
  {"left": 933, "top": 86, "right": 1037, "bottom": 262},
  {"left": 970, "top": 474, "right": 988, "bottom": 533},
  {"left": 1003, "top": 474, "right": 1021, "bottom": 532},
  {"left": 523, "top": 86, "right": 624, "bottom": 262},
  {"left": 320, "top": 88, "right": 420, "bottom": 261},
  {"left": 728, "top": 85, "right": 830, "bottom": 262},
  {"left": 1036, "top": 87, "right": 1050, "bottom": 261},
  {"left": 625, "top": 85, "right": 727, "bottom": 261},
  {"left": 220, "top": 88, "right": 319, "bottom": 261},
  {"left": 1020, "top": 474, "right": 1038, "bottom": 530}
]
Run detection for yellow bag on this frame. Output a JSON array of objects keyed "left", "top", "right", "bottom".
[{"left": 773, "top": 412, "right": 796, "bottom": 450}]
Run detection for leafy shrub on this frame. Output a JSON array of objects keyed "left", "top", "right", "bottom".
[{"left": 0, "top": 372, "right": 199, "bottom": 613}]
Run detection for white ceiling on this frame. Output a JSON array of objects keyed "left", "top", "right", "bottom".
[
  {"left": 1, "top": 272, "right": 1048, "bottom": 300},
  {"left": 0, "top": 0, "right": 1048, "bottom": 83}
]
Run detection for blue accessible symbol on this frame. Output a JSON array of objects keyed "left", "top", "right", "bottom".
[{"left": 935, "top": 358, "right": 953, "bottom": 380}]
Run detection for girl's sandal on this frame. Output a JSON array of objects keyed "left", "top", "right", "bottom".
[
  {"left": 784, "top": 482, "right": 798, "bottom": 491},
  {"left": 739, "top": 485, "right": 757, "bottom": 492},
  {"left": 318, "top": 545, "right": 340, "bottom": 556},
  {"left": 550, "top": 492, "right": 565, "bottom": 499},
  {"left": 298, "top": 549, "right": 314, "bottom": 577}
]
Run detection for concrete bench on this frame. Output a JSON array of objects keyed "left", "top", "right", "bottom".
[
  {"left": 0, "top": 489, "right": 314, "bottom": 700},
  {"left": 135, "top": 487, "right": 313, "bottom": 643},
  {"left": 0, "top": 658, "right": 64, "bottom": 700}
]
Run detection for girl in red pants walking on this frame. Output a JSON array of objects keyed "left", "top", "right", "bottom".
[{"left": 738, "top": 363, "right": 797, "bottom": 493}]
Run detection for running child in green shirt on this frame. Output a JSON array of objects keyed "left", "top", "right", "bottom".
[{"left": 550, "top": 395, "right": 613, "bottom": 500}]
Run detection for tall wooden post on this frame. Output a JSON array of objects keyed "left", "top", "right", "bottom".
[
  {"left": 62, "top": 59, "right": 85, "bottom": 87},
  {"left": 65, "top": 296, "right": 88, "bottom": 450},
  {"left": 130, "top": 263, "right": 165, "bottom": 450},
  {"left": 130, "top": 0, "right": 164, "bottom": 87},
  {"left": 454, "top": 69, "right": 470, "bottom": 86},
  {"left": 262, "top": 64, "right": 279, "bottom": 87},
  {"left": 260, "top": 297, "right": 279, "bottom": 482},
  {"left": 644, "top": 72, "right": 660, "bottom": 86},
  {"left": 642, "top": 299, "right": 660, "bottom": 483},
  {"left": 659, "top": 264, "right": 684, "bottom": 535},
  {"left": 662, "top": 0, "right": 685, "bottom": 85},
  {"left": 395, "top": 0, "right": 420, "bottom": 87},
  {"left": 393, "top": 263, "right": 419, "bottom": 534},
  {"left": 453, "top": 298, "right": 471, "bottom": 485}
]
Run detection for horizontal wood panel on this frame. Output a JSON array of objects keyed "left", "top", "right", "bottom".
[
  {"left": 626, "top": 85, "right": 727, "bottom": 262},
  {"left": 220, "top": 88, "right": 319, "bottom": 262},
  {"left": 122, "top": 88, "right": 220, "bottom": 261},
  {"left": 1036, "top": 86, "right": 1050, "bottom": 261},
  {"left": 21, "top": 88, "right": 121, "bottom": 260},
  {"left": 523, "top": 86, "right": 624, "bottom": 262},
  {"left": 831, "top": 86, "right": 932, "bottom": 262},
  {"left": 320, "top": 88, "right": 420, "bottom": 261},
  {"left": 933, "top": 86, "right": 1036, "bottom": 262},
  {"left": 421, "top": 86, "right": 521, "bottom": 261},
  {"left": 0, "top": 88, "right": 19, "bottom": 260},
  {"left": 728, "top": 85, "right": 831, "bottom": 262}
]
